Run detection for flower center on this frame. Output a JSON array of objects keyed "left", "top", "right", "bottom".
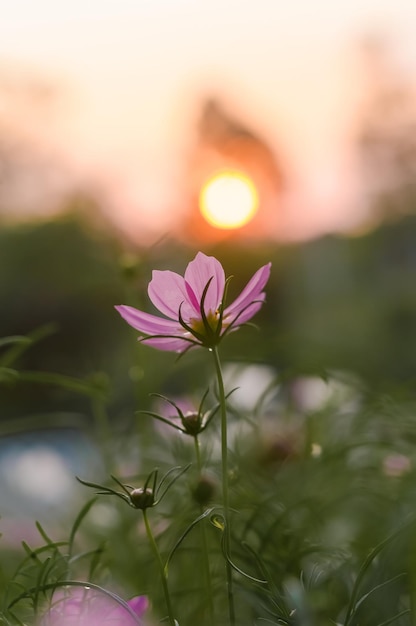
[{"left": 189, "top": 310, "right": 220, "bottom": 338}]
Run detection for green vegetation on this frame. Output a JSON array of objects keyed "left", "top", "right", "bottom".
[{"left": 1, "top": 212, "right": 416, "bottom": 625}]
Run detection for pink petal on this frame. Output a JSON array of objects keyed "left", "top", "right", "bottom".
[
  {"left": 184, "top": 252, "right": 225, "bottom": 313},
  {"left": 115, "top": 305, "right": 180, "bottom": 335},
  {"left": 142, "top": 335, "right": 195, "bottom": 352},
  {"left": 127, "top": 595, "right": 149, "bottom": 616},
  {"left": 226, "top": 296, "right": 265, "bottom": 327},
  {"left": 148, "top": 270, "right": 195, "bottom": 320},
  {"left": 224, "top": 262, "right": 271, "bottom": 321}
]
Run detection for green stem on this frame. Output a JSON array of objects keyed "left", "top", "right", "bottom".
[
  {"left": 194, "top": 436, "right": 215, "bottom": 623},
  {"left": 142, "top": 509, "right": 176, "bottom": 626},
  {"left": 212, "top": 346, "right": 235, "bottom": 626},
  {"left": 193, "top": 434, "right": 202, "bottom": 472}
]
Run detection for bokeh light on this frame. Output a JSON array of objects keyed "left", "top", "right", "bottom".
[{"left": 199, "top": 170, "right": 259, "bottom": 230}]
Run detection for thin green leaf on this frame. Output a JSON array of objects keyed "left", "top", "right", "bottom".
[
  {"left": 68, "top": 546, "right": 105, "bottom": 568},
  {"left": 353, "top": 573, "right": 406, "bottom": 615},
  {"left": 150, "top": 393, "right": 186, "bottom": 419},
  {"left": 87, "top": 542, "right": 106, "bottom": 580},
  {"left": 0, "top": 367, "right": 19, "bottom": 384},
  {"left": 35, "top": 522, "right": 55, "bottom": 547},
  {"left": 155, "top": 463, "right": 191, "bottom": 504},
  {"left": 13, "top": 541, "right": 68, "bottom": 584},
  {"left": 33, "top": 557, "right": 52, "bottom": 612},
  {"left": 20, "top": 541, "right": 41, "bottom": 563},
  {"left": 344, "top": 516, "right": 416, "bottom": 625},
  {"left": 4, "top": 609, "right": 26, "bottom": 626},
  {"left": 0, "top": 336, "right": 30, "bottom": 349},
  {"left": 165, "top": 508, "right": 215, "bottom": 575},
  {"left": 76, "top": 477, "right": 129, "bottom": 503},
  {"left": 17, "top": 371, "right": 107, "bottom": 399},
  {"left": 376, "top": 609, "right": 411, "bottom": 626},
  {"left": 8, "top": 580, "right": 142, "bottom": 624},
  {"left": 198, "top": 276, "right": 215, "bottom": 339},
  {"left": 211, "top": 514, "right": 267, "bottom": 584},
  {"left": 68, "top": 498, "right": 98, "bottom": 557},
  {"left": 110, "top": 474, "right": 134, "bottom": 497},
  {"left": 0, "top": 323, "right": 58, "bottom": 368},
  {"left": 241, "top": 542, "right": 273, "bottom": 588},
  {"left": 137, "top": 410, "right": 185, "bottom": 432},
  {"left": 217, "top": 275, "right": 233, "bottom": 338}
]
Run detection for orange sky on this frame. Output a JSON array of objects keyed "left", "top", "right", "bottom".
[{"left": 1, "top": 0, "right": 416, "bottom": 241}]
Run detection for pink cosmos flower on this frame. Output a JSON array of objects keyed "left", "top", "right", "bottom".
[
  {"left": 38, "top": 588, "right": 149, "bottom": 626},
  {"left": 115, "top": 252, "right": 271, "bottom": 353}
]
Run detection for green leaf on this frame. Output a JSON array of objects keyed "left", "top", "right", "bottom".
[
  {"left": 344, "top": 516, "right": 416, "bottom": 625},
  {"left": 165, "top": 508, "right": 216, "bottom": 575},
  {"left": 0, "top": 367, "right": 19, "bottom": 384},
  {"left": 0, "top": 336, "right": 30, "bottom": 350},
  {"left": 16, "top": 371, "right": 108, "bottom": 399},
  {"left": 0, "top": 324, "right": 58, "bottom": 368},
  {"left": 8, "top": 580, "right": 143, "bottom": 624},
  {"left": 68, "top": 498, "right": 98, "bottom": 557},
  {"left": 376, "top": 609, "right": 411, "bottom": 626},
  {"left": 35, "top": 521, "right": 55, "bottom": 547},
  {"left": 353, "top": 573, "right": 405, "bottom": 613},
  {"left": 211, "top": 513, "right": 268, "bottom": 584}
]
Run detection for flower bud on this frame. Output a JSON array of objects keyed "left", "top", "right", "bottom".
[
  {"left": 192, "top": 474, "right": 217, "bottom": 506},
  {"left": 181, "top": 411, "right": 203, "bottom": 436},
  {"left": 130, "top": 487, "right": 154, "bottom": 510},
  {"left": 260, "top": 438, "right": 298, "bottom": 466}
]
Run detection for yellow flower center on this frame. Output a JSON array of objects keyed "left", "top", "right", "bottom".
[{"left": 189, "top": 310, "right": 220, "bottom": 338}]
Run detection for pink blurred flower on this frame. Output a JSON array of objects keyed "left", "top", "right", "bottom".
[
  {"left": 115, "top": 251, "right": 271, "bottom": 352},
  {"left": 38, "top": 588, "right": 149, "bottom": 626}
]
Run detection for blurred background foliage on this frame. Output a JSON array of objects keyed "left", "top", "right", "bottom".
[
  {"left": 2, "top": 203, "right": 416, "bottom": 412},
  {"left": 2, "top": 198, "right": 416, "bottom": 624}
]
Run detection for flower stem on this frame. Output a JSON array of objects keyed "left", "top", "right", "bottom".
[
  {"left": 193, "top": 434, "right": 202, "bottom": 472},
  {"left": 212, "top": 346, "right": 235, "bottom": 626},
  {"left": 142, "top": 508, "right": 176, "bottom": 626},
  {"left": 194, "top": 436, "right": 215, "bottom": 624}
]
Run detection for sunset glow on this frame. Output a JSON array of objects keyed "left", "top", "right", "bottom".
[
  {"left": 199, "top": 171, "right": 259, "bottom": 230},
  {"left": 1, "top": 1, "right": 415, "bottom": 240}
]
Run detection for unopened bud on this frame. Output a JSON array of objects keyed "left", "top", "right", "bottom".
[
  {"left": 181, "top": 411, "right": 203, "bottom": 436},
  {"left": 259, "top": 437, "right": 299, "bottom": 467},
  {"left": 130, "top": 487, "right": 154, "bottom": 510},
  {"left": 192, "top": 474, "right": 217, "bottom": 506}
]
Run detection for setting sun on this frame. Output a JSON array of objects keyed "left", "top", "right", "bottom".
[{"left": 199, "top": 170, "right": 259, "bottom": 230}]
